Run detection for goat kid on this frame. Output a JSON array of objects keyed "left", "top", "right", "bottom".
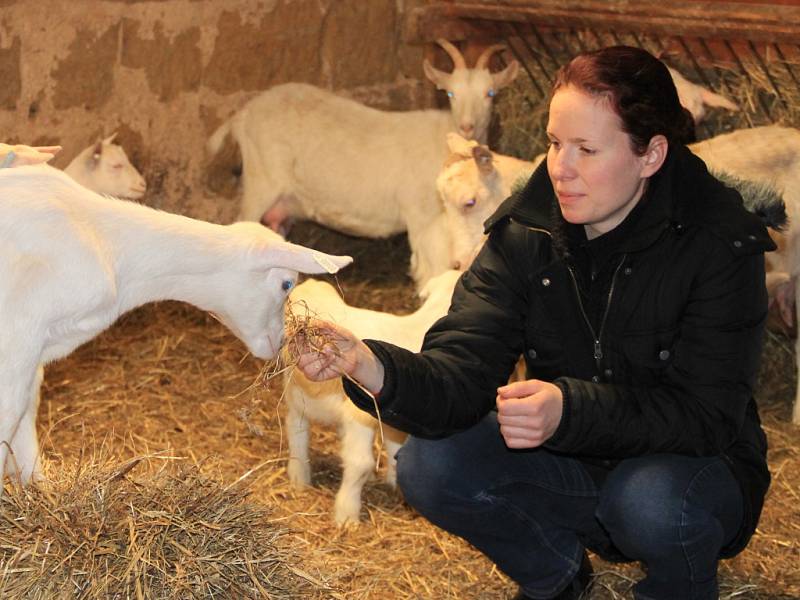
[
  {"left": 0, "top": 165, "right": 352, "bottom": 491},
  {"left": 283, "top": 269, "right": 462, "bottom": 524},
  {"left": 64, "top": 133, "right": 147, "bottom": 200}
]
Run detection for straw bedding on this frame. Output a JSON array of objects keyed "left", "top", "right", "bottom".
[
  {"left": 0, "top": 221, "right": 793, "bottom": 599},
  {"left": 2, "top": 41, "right": 800, "bottom": 598}
]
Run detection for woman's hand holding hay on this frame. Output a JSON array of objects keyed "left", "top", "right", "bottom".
[{"left": 291, "top": 319, "right": 385, "bottom": 395}]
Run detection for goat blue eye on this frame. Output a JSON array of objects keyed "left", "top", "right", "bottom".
[
  {"left": 447, "top": 91, "right": 454, "bottom": 98},
  {"left": 487, "top": 89, "right": 495, "bottom": 98},
  {"left": 282, "top": 280, "right": 294, "bottom": 292}
]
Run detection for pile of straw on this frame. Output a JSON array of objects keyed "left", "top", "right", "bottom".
[{"left": 0, "top": 454, "right": 332, "bottom": 598}]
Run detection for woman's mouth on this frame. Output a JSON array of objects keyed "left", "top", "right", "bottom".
[{"left": 557, "top": 191, "right": 583, "bottom": 205}]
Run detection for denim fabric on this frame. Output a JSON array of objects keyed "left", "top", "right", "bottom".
[{"left": 396, "top": 412, "right": 743, "bottom": 600}]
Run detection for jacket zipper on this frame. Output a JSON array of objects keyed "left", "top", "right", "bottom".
[
  {"left": 516, "top": 220, "right": 627, "bottom": 374},
  {"left": 567, "top": 254, "right": 627, "bottom": 373}
]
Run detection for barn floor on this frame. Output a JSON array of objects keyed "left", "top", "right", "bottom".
[{"left": 13, "top": 223, "right": 800, "bottom": 599}]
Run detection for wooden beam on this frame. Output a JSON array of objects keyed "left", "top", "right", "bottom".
[{"left": 406, "top": 1, "right": 800, "bottom": 44}]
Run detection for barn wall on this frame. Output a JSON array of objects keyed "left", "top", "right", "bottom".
[{"left": 0, "top": 0, "right": 436, "bottom": 222}]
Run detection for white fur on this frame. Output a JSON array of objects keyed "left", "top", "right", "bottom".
[
  {"left": 207, "top": 41, "right": 518, "bottom": 289},
  {"left": 437, "top": 133, "right": 543, "bottom": 270},
  {"left": 0, "top": 165, "right": 352, "bottom": 490},
  {"left": 284, "top": 269, "right": 462, "bottom": 524},
  {"left": 667, "top": 66, "right": 739, "bottom": 124},
  {"left": 64, "top": 133, "right": 147, "bottom": 200}
]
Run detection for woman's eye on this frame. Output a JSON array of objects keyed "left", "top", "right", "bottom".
[
  {"left": 282, "top": 280, "right": 294, "bottom": 292},
  {"left": 580, "top": 147, "right": 597, "bottom": 155}
]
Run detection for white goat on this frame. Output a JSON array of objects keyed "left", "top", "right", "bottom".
[
  {"left": 438, "top": 126, "right": 800, "bottom": 422},
  {"left": 667, "top": 66, "right": 739, "bottom": 124},
  {"left": 437, "top": 133, "right": 543, "bottom": 270},
  {"left": 207, "top": 39, "right": 518, "bottom": 289},
  {"left": 0, "top": 165, "right": 352, "bottom": 490},
  {"left": 64, "top": 133, "right": 147, "bottom": 200},
  {"left": 284, "top": 269, "right": 462, "bottom": 524}
]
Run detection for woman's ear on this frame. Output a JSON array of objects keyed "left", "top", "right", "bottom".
[{"left": 641, "top": 134, "right": 668, "bottom": 177}]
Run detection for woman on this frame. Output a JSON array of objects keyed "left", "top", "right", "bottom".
[{"left": 295, "top": 46, "right": 771, "bottom": 600}]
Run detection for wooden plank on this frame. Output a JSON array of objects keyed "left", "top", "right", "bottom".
[{"left": 406, "top": 1, "right": 800, "bottom": 44}]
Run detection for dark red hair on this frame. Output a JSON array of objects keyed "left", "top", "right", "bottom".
[{"left": 552, "top": 46, "right": 696, "bottom": 154}]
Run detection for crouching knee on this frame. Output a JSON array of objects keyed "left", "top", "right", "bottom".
[
  {"left": 396, "top": 435, "right": 475, "bottom": 517},
  {"left": 595, "top": 456, "right": 734, "bottom": 561}
]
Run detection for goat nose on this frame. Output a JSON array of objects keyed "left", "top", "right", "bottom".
[{"left": 460, "top": 124, "right": 474, "bottom": 137}]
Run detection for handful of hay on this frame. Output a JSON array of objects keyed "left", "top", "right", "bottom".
[{"left": 0, "top": 456, "right": 333, "bottom": 599}]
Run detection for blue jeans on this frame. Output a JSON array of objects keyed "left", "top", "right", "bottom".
[{"left": 396, "top": 412, "right": 744, "bottom": 600}]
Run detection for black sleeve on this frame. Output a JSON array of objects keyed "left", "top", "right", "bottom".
[{"left": 343, "top": 222, "right": 537, "bottom": 438}]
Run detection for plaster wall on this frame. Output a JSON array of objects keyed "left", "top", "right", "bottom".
[{"left": 0, "top": 0, "right": 436, "bottom": 222}]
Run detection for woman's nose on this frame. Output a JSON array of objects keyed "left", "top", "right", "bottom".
[{"left": 550, "top": 149, "right": 577, "bottom": 180}]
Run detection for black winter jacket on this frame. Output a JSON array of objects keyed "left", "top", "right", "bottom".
[{"left": 344, "top": 145, "right": 772, "bottom": 555}]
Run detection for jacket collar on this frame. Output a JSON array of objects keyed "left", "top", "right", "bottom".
[{"left": 484, "top": 144, "right": 777, "bottom": 255}]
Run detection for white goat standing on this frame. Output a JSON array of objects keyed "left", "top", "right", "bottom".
[
  {"left": 666, "top": 66, "right": 739, "bottom": 124},
  {"left": 284, "top": 269, "right": 462, "bottom": 524},
  {"left": 207, "top": 39, "right": 518, "bottom": 289},
  {"left": 64, "top": 133, "right": 147, "bottom": 200},
  {"left": 0, "top": 165, "right": 352, "bottom": 490},
  {"left": 437, "top": 126, "right": 800, "bottom": 423}
]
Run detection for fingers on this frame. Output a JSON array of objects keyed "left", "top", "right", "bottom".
[
  {"left": 497, "top": 378, "right": 544, "bottom": 399},
  {"left": 496, "top": 381, "right": 564, "bottom": 449},
  {"left": 496, "top": 408, "right": 550, "bottom": 448},
  {"left": 296, "top": 344, "right": 342, "bottom": 381},
  {"left": 290, "top": 318, "right": 355, "bottom": 381}
]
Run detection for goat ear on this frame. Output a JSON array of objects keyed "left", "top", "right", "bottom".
[
  {"left": 447, "top": 132, "right": 478, "bottom": 155},
  {"left": 267, "top": 242, "right": 353, "bottom": 275},
  {"left": 472, "top": 145, "right": 495, "bottom": 176},
  {"left": 700, "top": 88, "right": 738, "bottom": 111},
  {"left": 423, "top": 59, "right": 449, "bottom": 89},
  {"left": 491, "top": 60, "right": 519, "bottom": 90},
  {"left": 87, "top": 141, "right": 103, "bottom": 168},
  {"left": 103, "top": 132, "right": 118, "bottom": 145}
]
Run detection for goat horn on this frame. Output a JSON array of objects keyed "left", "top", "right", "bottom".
[
  {"left": 435, "top": 38, "right": 467, "bottom": 70},
  {"left": 476, "top": 44, "right": 507, "bottom": 70}
]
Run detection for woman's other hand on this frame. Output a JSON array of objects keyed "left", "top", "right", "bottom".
[{"left": 496, "top": 380, "right": 564, "bottom": 448}]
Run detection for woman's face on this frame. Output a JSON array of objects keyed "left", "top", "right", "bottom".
[{"left": 546, "top": 86, "right": 653, "bottom": 239}]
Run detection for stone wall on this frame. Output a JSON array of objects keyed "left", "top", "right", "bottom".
[{"left": 0, "top": 0, "right": 437, "bottom": 222}]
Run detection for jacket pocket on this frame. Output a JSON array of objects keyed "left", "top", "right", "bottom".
[
  {"left": 524, "top": 328, "right": 567, "bottom": 380},
  {"left": 620, "top": 328, "right": 678, "bottom": 382}
]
